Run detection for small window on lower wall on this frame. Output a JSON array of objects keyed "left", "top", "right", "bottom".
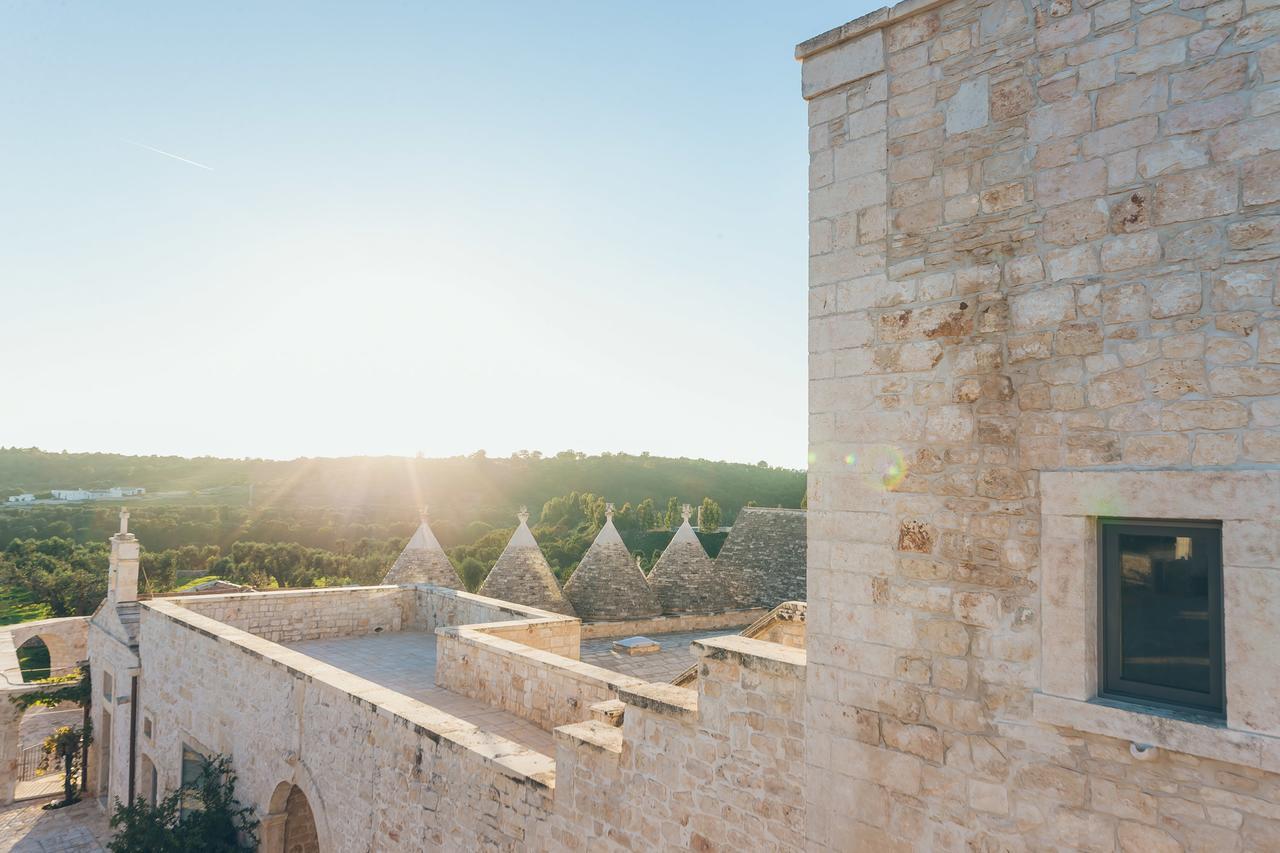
[{"left": 1099, "top": 518, "right": 1224, "bottom": 715}]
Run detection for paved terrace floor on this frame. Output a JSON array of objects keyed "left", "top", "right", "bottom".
[
  {"left": 285, "top": 631, "right": 557, "bottom": 757},
  {"left": 579, "top": 627, "right": 747, "bottom": 682},
  {"left": 0, "top": 798, "right": 110, "bottom": 853}
]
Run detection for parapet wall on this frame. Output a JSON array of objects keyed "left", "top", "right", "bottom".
[
  {"left": 576, "top": 608, "right": 767, "bottom": 640},
  {"left": 172, "top": 586, "right": 412, "bottom": 643},
  {"left": 549, "top": 635, "right": 807, "bottom": 850},
  {"left": 436, "top": 622, "right": 639, "bottom": 731}
]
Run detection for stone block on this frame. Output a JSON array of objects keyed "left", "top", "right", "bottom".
[
  {"left": 945, "top": 75, "right": 990, "bottom": 136},
  {"left": 802, "top": 32, "right": 886, "bottom": 99},
  {"left": 1154, "top": 164, "right": 1239, "bottom": 223}
]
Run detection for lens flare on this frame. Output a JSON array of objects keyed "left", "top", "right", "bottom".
[
  {"left": 844, "top": 453, "right": 856, "bottom": 466},
  {"left": 855, "top": 445, "right": 908, "bottom": 491}
]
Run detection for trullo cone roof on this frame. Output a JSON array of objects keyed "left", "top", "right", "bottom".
[
  {"left": 479, "top": 508, "right": 576, "bottom": 616},
  {"left": 648, "top": 510, "right": 731, "bottom": 614},
  {"left": 563, "top": 508, "right": 660, "bottom": 621},
  {"left": 383, "top": 511, "right": 463, "bottom": 588}
]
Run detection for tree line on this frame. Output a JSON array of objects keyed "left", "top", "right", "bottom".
[{"left": 0, "top": 489, "right": 745, "bottom": 617}]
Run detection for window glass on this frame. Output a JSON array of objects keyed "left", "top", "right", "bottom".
[{"left": 1101, "top": 520, "right": 1223, "bottom": 714}]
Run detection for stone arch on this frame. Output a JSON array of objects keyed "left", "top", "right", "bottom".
[
  {"left": 139, "top": 753, "right": 157, "bottom": 806},
  {"left": 15, "top": 636, "right": 50, "bottom": 682},
  {"left": 260, "top": 765, "right": 331, "bottom": 853},
  {"left": 10, "top": 617, "right": 88, "bottom": 678},
  {"left": 282, "top": 786, "right": 319, "bottom": 853}
]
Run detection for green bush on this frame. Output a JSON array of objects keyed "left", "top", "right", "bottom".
[{"left": 108, "top": 755, "right": 258, "bottom": 853}]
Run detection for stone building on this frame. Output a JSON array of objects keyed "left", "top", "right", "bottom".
[
  {"left": 800, "top": 0, "right": 1280, "bottom": 847},
  {"left": 383, "top": 509, "right": 462, "bottom": 588},
  {"left": 646, "top": 504, "right": 733, "bottom": 614},
  {"left": 479, "top": 507, "right": 576, "bottom": 616},
  {"left": 563, "top": 504, "right": 661, "bottom": 620},
  {"left": 716, "top": 506, "right": 809, "bottom": 608}
]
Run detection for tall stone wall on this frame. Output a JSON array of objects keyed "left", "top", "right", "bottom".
[
  {"left": 800, "top": 0, "right": 1280, "bottom": 849},
  {"left": 135, "top": 599, "right": 555, "bottom": 849},
  {"left": 549, "top": 635, "right": 807, "bottom": 850}
]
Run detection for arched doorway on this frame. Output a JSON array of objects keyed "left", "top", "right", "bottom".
[
  {"left": 283, "top": 786, "right": 319, "bottom": 853},
  {"left": 16, "top": 636, "right": 50, "bottom": 682},
  {"left": 263, "top": 781, "right": 322, "bottom": 853}
]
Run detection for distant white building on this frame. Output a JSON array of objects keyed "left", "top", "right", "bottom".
[
  {"left": 52, "top": 489, "right": 92, "bottom": 501},
  {"left": 5, "top": 494, "right": 34, "bottom": 504},
  {"left": 50, "top": 487, "right": 145, "bottom": 501}
]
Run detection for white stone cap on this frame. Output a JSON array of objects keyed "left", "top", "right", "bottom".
[
  {"left": 508, "top": 511, "right": 539, "bottom": 549},
  {"left": 670, "top": 519, "right": 701, "bottom": 545},
  {"left": 405, "top": 516, "right": 444, "bottom": 552},
  {"left": 795, "top": 0, "right": 948, "bottom": 60},
  {"left": 594, "top": 516, "right": 626, "bottom": 547}
]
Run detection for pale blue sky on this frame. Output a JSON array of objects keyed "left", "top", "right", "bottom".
[{"left": 2, "top": 2, "right": 867, "bottom": 468}]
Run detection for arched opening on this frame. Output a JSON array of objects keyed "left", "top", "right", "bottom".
[
  {"left": 139, "top": 753, "right": 157, "bottom": 806},
  {"left": 16, "top": 636, "right": 50, "bottom": 682},
  {"left": 10, "top": 640, "right": 82, "bottom": 802},
  {"left": 283, "top": 786, "right": 320, "bottom": 853},
  {"left": 263, "top": 781, "right": 322, "bottom": 853}
]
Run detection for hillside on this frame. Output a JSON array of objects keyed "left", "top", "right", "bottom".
[{"left": 0, "top": 448, "right": 804, "bottom": 534}]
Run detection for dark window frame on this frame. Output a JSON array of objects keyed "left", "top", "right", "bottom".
[{"left": 1098, "top": 517, "right": 1225, "bottom": 716}]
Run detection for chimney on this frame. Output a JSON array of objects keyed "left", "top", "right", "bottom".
[{"left": 108, "top": 508, "right": 140, "bottom": 603}]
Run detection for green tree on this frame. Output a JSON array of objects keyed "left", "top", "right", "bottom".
[
  {"left": 41, "top": 724, "right": 91, "bottom": 807},
  {"left": 458, "top": 557, "right": 487, "bottom": 592},
  {"left": 663, "top": 497, "right": 680, "bottom": 530},
  {"left": 108, "top": 755, "right": 258, "bottom": 852},
  {"left": 698, "top": 498, "right": 721, "bottom": 533},
  {"left": 635, "top": 498, "right": 656, "bottom": 531}
]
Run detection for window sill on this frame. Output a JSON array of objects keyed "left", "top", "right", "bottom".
[{"left": 1033, "top": 693, "right": 1280, "bottom": 774}]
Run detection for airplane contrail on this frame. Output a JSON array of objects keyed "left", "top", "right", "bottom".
[{"left": 122, "top": 139, "right": 214, "bottom": 171}]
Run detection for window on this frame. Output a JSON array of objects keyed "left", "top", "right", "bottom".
[
  {"left": 143, "top": 715, "right": 153, "bottom": 741},
  {"left": 102, "top": 670, "right": 113, "bottom": 702},
  {"left": 180, "top": 744, "right": 206, "bottom": 818},
  {"left": 1099, "top": 518, "right": 1224, "bottom": 715}
]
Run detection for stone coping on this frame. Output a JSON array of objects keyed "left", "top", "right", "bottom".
[
  {"left": 441, "top": 622, "right": 646, "bottom": 693},
  {"left": 162, "top": 584, "right": 401, "bottom": 607},
  {"left": 615, "top": 682, "right": 699, "bottom": 720},
  {"left": 1033, "top": 694, "right": 1280, "bottom": 775},
  {"left": 692, "top": 634, "right": 807, "bottom": 677},
  {"left": 578, "top": 609, "right": 765, "bottom": 640},
  {"left": 409, "top": 584, "right": 577, "bottom": 625},
  {"left": 142, "top": 598, "right": 557, "bottom": 789},
  {"left": 554, "top": 720, "right": 623, "bottom": 755},
  {"left": 794, "top": 0, "right": 951, "bottom": 60}
]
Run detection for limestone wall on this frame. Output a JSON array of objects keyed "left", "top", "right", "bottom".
[
  {"left": 548, "top": 635, "right": 807, "bottom": 851},
  {"left": 135, "top": 599, "right": 555, "bottom": 849},
  {"left": 576, "top": 609, "right": 766, "bottom": 640},
  {"left": 410, "top": 585, "right": 573, "bottom": 635},
  {"left": 800, "top": 0, "right": 1280, "bottom": 848},
  {"left": 172, "top": 586, "right": 412, "bottom": 643},
  {"left": 86, "top": 610, "right": 142, "bottom": 811},
  {"left": 436, "top": 624, "right": 642, "bottom": 731}
]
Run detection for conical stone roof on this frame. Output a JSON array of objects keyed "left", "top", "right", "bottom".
[
  {"left": 715, "top": 507, "right": 807, "bottom": 609},
  {"left": 648, "top": 504, "right": 732, "bottom": 614},
  {"left": 479, "top": 508, "right": 576, "bottom": 616},
  {"left": 563, "top": 505, "right": 660, "bottom": 621},
  {"left": 383, "top": 510, "right": 462, "bottom": 588}
]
